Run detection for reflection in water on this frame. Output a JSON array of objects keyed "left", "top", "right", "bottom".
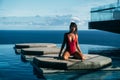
[
  {"left": 33, "top": 68, "right": 120, "bottom": 80},
  {"left": 79, "top": 70, "right": 120, "bottom": 80},
  {"left": 20, "top": 55, "right": 28, "bottom": 63},
  {"left": 89, "top": 47, "right": 120, "bottom": 57},
  {"left": 33, "top": 68, "right": 46, "bottom": 80},
  {"left": 88, "top": 46, "right": 120, "bottom": 68}
]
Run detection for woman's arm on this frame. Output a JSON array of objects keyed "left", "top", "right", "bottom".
[{"left": 58, "top": 33, "right": 66, "bottom": 58}]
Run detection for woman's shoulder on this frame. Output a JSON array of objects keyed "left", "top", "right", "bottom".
[{"left": 63, "top": 32, "right": 69, "bottom": 38}]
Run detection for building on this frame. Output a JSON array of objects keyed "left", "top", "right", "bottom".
[{"left": 89, "top": 1, "right": 120, "bottom": 33}]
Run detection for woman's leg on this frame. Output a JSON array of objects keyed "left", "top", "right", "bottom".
[
  {"left": 62, "top": 51, "right": 70, "bottom": 60},
  {"left": 73, "top": 52, "right": 85, "bottom": 61}
]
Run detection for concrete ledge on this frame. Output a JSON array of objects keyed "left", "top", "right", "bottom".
[
  {"left": 31, "top": 62, "right": 66, "bottom": 74},
  {"left": 15, "top": 43, "right": 57, "bottom": 48},
  {"left": 21, "top": 47, "right": 60, "bottom": 55},
  {"left": 33, "top": 54, "right": 112, "bottom": 70},
  {"left": 20, "top": 54, "right": 35, "bottom": 62},
  {"left": 31, "top": 62, "right": 101, "bottom": 74},
  {"left": 14, "top": 43, "right": 57, "bottom": 54}
]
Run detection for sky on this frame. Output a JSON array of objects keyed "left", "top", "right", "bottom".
[{"left": 0, "top": 0, "right": 117, "bottom": 30}]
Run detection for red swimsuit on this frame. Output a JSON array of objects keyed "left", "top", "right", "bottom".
[{"left": 67, "top": 35, "right": 77, "bottom": 55}]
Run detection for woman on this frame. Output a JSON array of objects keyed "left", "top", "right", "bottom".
[{"left": 58, "top": 22, "right": 85, "bottom": 61}]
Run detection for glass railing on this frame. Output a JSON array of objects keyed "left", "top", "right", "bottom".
[
  {"left": 91, "top": 3, "right": 119, "bottom": 12},
  {"left": 91, "top": 2, "right": 120, "bottom": 21}
]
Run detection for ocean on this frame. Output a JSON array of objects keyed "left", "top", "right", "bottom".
[{"left": 0, "top": 30, "right": 120, "bottom": 80}]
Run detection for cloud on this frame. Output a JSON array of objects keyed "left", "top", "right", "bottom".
[
  {"left": 0, "top": 15, "right": 89, "bottom": 30},
  {"left": 71, "top": 16, "right": 80, "bottom": 22},
  {"left": 71, "top": 16, "right": 85, "bottom": 25}
]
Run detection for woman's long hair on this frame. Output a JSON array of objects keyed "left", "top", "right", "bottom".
[{"left": 69, "top": 22, "right": 78, "bottom": 34}]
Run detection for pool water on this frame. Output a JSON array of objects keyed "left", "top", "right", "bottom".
[{"left": 0, "top": 44, "right": 120, "bottom": 80}]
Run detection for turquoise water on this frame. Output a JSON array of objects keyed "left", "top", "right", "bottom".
[{"left": 0, "top": 44, "right": 38, "bottom": 80}]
